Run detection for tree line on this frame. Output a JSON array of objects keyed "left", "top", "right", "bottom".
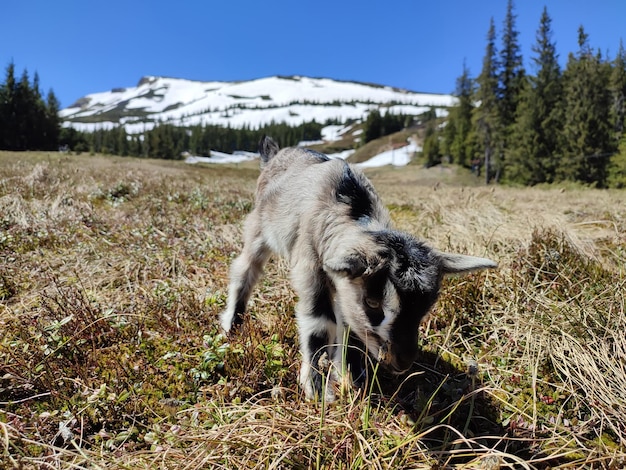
[
  {"left": 0, "top": 62, "right": 61, "bottom": 151},
  {"left": 59, "top": 120, "right": 324, "bottom": 159},
  {"left": 362, "top": 109, "right": 418, "bottom": 143},
  {"left": 425, "top": 2, "right": 626, "bottom": 188}
]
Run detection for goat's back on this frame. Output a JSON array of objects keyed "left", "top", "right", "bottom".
[{"left": 253, "top": 140, "right": 389, "bottom": 259}]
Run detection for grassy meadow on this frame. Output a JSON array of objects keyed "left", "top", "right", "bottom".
[{"left": 1, "top": 150, "right": 625, "bottom": 468}]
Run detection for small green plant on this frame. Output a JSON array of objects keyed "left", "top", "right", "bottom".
[
  {"left": 257, "top": 333, "right": 287, "bottom": 381},
  {"left": 190, "top": 333, "right": 241, "bottom": 383},
  {"left": 90, "top": 181, "right": 140, "bottom": 205}
]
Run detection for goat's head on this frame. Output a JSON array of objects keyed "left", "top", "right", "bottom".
[{"left": 324, "top": 230, "right": 497, "bottom": 374}]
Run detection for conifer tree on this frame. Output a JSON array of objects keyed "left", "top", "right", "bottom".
[
  {"left": 609, "top": 40, "right": 626, "bottom": 144},
  {"left": 560, "top": 27, "right": 613, "bottom": 185},
  {"left": 114, "top": 126, "right": 128, "bottom": 156},
  {"left": 607, "top": 133, "right": 626, "bottom": 187},
  {"left": 443, "top": 61, "right": 474, "bottom": 167},
  {"left": 421, "top": 118, "right": 441, "bottom": 167},
  {"left": 472, "top": 18, "right": 502, "bottom": 184},
  {"left": 15, "top": 69, "right": 35, "bottom": 150},
  {"left": 508, "top": 6, "right": 562, "bottom": 184},
  {"left": 44, "top": 89, "right": 61, "bottom": 150},
  {"left": 363, "top": 109, "right": 383, "bottom": 143},
  {"left": 30, "top": 72, "right": 46, "bottom": 150},
  {"left": 0, "top": 72, "right": 6, "bottom": 149},
  {"left": 0, "top": 62, "right": 60, "bottom": 151},
  {"left": 498, "top": 0, "right": 525, "bottom": 181},
  {"left": 1, "top": 62, "right": 18, "bottom": 150}
]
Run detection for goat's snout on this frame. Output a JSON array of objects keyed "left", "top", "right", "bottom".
[
  {"left": 377, "top": 341, "right": 415, "bottom": 373},
  {"left": 390, "top": 354, "right": 417, "bottom": 374},
  {"left": 377, "top": 341, "right": 390, "bottom": 363}
]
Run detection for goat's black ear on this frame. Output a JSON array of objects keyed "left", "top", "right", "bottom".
[
  {"left": 259, "top": 135, "right": 280, "bottom": 163},
  {"left": 439, "top": 252, "right": 498, "bottom": 276}
]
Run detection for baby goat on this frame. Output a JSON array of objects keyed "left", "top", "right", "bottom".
[{"left": 220, "top": 136, "right": 497, "bottom": 401}]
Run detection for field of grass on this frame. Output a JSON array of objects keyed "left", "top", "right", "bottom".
[{"left": 1, "top": 150, "right": 625, "bottom": 468}]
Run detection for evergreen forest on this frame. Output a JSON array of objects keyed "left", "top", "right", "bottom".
[
  {"left": 58, "top": 121, "right": 325, "bottom": 160},
  {"left": 429, "top": 2, "right": 626, "bottom": 188},
  {"left": 0, "top": 61, "right": 61, "bottom": 151}
]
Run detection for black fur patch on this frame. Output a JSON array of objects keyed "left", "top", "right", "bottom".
[
  {"left": 373, "top": 230, "right": 442, "bottom": 293},
  {"left": 311, "top": 276, "right": 336, "bottom": 322},
  {"left": 336, "top": 163, "right": 373, "bottom": 222},
  {"left": 232, "top": 298, "right": 247, "bottom": 327},
  {"left": 308, "top": 331, "right": 331, "bottom": 396},
  {"left": 304, "top": 149, "right": 330, "bottom": 162},
  {"left": 364, "top": 305, "right": 385, "bottom": 327},
  {"left": 370, "top": 231, "right": 442, "bottom": 371},
  {"left": 363, "top": 267, "right": 388, "bottom": 326},
  {"left": 345, "top": 333, "right": 370, "bottom": 388},
  {"left": 388, "top": 292, "right": 429, "bottom": 371}
]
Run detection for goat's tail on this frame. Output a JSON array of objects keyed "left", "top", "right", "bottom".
[{"left": 258, "top": 135, "right": 280, "bottom": 165}]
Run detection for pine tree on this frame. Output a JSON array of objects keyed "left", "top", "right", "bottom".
[
  {"left": 498, "top": 0, "right": 525, "bottom": 181},
  {"left": 508, "top": 6, "right": 562, "bottom": 184},
  {"left": 31, "top": 72, "right": 46, "bottom": 150},
  {"left": 15, "top": 69, "right": 35, "bottom": 150},
  {"left": 609, "top": 40, "right": 626, "bottom": 144},
  {"left": 421, "top": 119, "right": 441, "bottom": 167},
  {"left": 443, "top": 61, "right": 475, "bottom": 167},
  {"left": 0, "top": 63, "right": 61, "bottom": 151},
  {"left": 472, "top": 18, "right": 502, "bottom": 184},
  {"left": 363, "top": 109, "right": 383, "bottom": 143},
  {"left": 44, "top": 89, "right": 61, "bottom": 150},
  {"left": 607, "top": 133, "right": 626, "bottom": 187},
  {"left": 1, "top": 62, "right": 18, "bottom": 150},
  {"left": 0, "top": 72, "right": 6, "bottom": 149},
  {"left": 560, "top": 27, "right": 613, "bottom": 185},
  {"left": 115, "top": 126, "right": 129, "bottom": 156}
]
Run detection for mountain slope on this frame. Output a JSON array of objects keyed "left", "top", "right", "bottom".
[{"left": 60, "top": 75, "right": 456, "bottom": 133}]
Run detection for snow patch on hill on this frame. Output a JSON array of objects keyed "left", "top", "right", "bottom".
[
  {"left": 184, "top": 125, "right": 417, "bottom": 168},
  {"left": 61, "top": 75, "right": 455, "bottom": 133}
]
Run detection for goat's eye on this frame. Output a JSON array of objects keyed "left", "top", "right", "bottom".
[{"left": 364, "top": 297, "right": 384, "bottom": 326}]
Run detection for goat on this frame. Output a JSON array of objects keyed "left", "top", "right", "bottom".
[{"left": 220, "top": 136, "right": 497, "bottom": 401}]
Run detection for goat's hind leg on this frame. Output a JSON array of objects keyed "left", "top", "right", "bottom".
[{"left": 220, "top": 216, "right": 269, "bottom": 333}]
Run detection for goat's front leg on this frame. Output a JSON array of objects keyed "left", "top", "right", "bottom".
[
  {"left": 292, "top": 265, "right": 340, "bottom": 401},
  {"left": 220, "top": 212, "right": 270, "bottom": 333}
]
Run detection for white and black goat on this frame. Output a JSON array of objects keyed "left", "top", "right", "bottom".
[{"left": 220, "top": 136, "right": 497, "bottom": 401}]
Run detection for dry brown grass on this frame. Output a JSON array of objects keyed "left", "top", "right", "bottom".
[{"left": 1, "top": 151, "right": 625, "bottom": 468}]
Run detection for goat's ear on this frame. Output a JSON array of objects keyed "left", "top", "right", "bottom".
[
  {"left": 259, "top": 135, "right": 280, "bottom": 163},
  {"left": 324, "top": 252, "right": 386, "bottom": 279},
  {"left": 324, "top": 253, "right": 368, "bottom": 279},
  {"left": 439, "top": 252, "right": 497, "bottom": 276}
]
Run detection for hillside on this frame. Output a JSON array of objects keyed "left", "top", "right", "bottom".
[{"left": 59, "top": 75, "right": 455, "bottom": 133}]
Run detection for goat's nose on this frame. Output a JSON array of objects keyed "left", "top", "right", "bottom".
[
  {"left": 377, "top": 342, "right": 390, "bottom": 363},
  {"left": 389, "top": 344, "right": 418, "bottom": 372},
  {"left": 392, "top": 355, "right": 415, "bottom": 373}
]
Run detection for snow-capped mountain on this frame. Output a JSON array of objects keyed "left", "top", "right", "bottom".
[{"left": 60, "top": 75, "right": 456, "bottom": 134}]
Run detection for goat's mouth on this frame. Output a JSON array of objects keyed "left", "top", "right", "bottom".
[
  {"left": 387, "top": 361, "right": 413, "bottom": 375},
  {"left": 362, "top": 341, "right": 414, "bottom": 376},
  {"left": 376, "top": 342, "right": 390, "bottom": 363},
  {"left": 376, "top": 343, "right": 413, "bottom": 374},
  {"left": 388, "top": 350, "right": 418, "bottom": 374}
]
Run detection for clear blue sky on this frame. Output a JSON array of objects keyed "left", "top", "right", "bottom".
[{"left": 2, "top": 0, "right": 625, "bottom": 109}]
